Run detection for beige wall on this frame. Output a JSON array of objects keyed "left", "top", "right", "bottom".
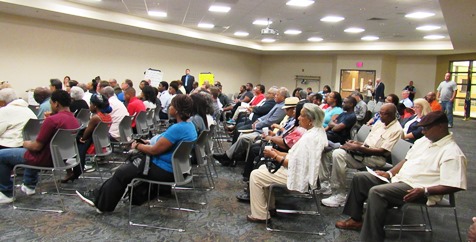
[
  {"left": 395, "top": 56, "right": 437, "bottom": 98},
  {"left": 1, "top": 14, "right": 462, "bottom": 102},
  {"left": 0, "top": 14, "right": 261, "bottom": 98}
]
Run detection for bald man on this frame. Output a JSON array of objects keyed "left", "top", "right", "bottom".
[
  {"left": 321, "top": 103, "right": 403, "bottom": 208},
  {"left": 425, "top": 91, "right": 442, "bottom": 112}
]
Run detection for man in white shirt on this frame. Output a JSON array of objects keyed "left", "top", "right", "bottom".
[
  {"left": 101, "top": 87, "right": 128, "bottom": 141},
  {"left": 158, "top": 81, "right": 171, "bottom": 120},
  {"left": 400, "top": 90, "right": 413, "bottom": 108},
  {"left": 334, "top": 111, "right": 467, "bottom": 242}
]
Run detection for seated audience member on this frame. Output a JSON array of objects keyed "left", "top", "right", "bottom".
[
  {"left": 246, "top": 103, "right": 327, "bottom": 223},
  {"left": 229, "top": 83, "right": 254, "bottom": 116},
  {"left": 323, "top": 91, "right": 343, "bottom": 128},
  {"left": 138, "top": 80, "right": 150, "bottom": 92},
  {"left": 228, "top": 84, "right": 266, "bottom": 124},
  {"left": 177, "top": 80, "right": 186, "bottom": 95},
  {"left": 78, "top": 83, "right": 92, "bottom": 106},
  {"left": 306, "top": 87, "right": 313, "bottom": 96},
  {"left": 216, "top": 84, "right": 233, "bottom": 113},
  {"left": 237, "top": 101, "right": 305, "bottom": 201},
  {"left": 65, "top": 94, "right": 112, "bottom": 182},
  {"left": 69, "top": 86, "right": 89, "bottom": 114},
  {"left": 321, "top": 103, "right": 403, "bottom": 208},
  {"left": 310, "top": 93, "right": 323, "bottom": 106},
  {"left": 63, "top": 76, "right": 71, "bottom": 91},
  {"left": 76, "top": 95, "right": 197, "bottom": 213},
  {"left": 401, "top": 98, "right": 432, "bottom": 143},
  {"left": 0, "top": 88, "right": 37, "bottom": 149},
  {"left": 295, "top": 89, "right": 308, "bottom": 101},
  {"left": 33, "top": 87, "right": 52, "bottom": 119},
  {"left": 350, "top": 92, "right": 368, "bottom": 124},
  {"left": 335, "top": 111, "right": 467, "bottom": 242},
  {"left": 213, "top": 89, "right": 289, "bottom": 166},
  {"left": 425, "top": 91, "right": 442, "bottom": 112},
  {"left": 235, "top": 85, "right": 246, "bottom": 101},
  {"left": 141, "top": 85, "right": 157, "bottom": 110},
  {"left": 400, "top": 90, "right": 414, "bottom": 108},
  {"left": 366, "top": 94, "right": 399, "bottom": 126},
  {"left": 189, "top": 93, "right": 210, "bottom": 134},
  {"left": 124, "top": 87, "right": 146, "bottom": 133},
  {"left": 190, "top": 81, "right": 199, "bottom": 94},
  {"left": 50, "top": 78, "right": 63, "bottom": 92},
  {"left": 96, "top": 80, "right": 110, "bottom": 94},
  {"left": 157, "top": 81, "right": 171, "bottom": 120},
  {"left": 108, "top": 78, "right": 122, "bottom": 96},
  {"left": 319, "top": 85, "right": 332, "bottom": 103},
  {"left": 0, "top": 90, "right": 80, "bottom": 203},
  {"left": 101, "top": 86, "right": 128, "bottom": 142},
  {"left": 326, "top": 96, "right": 357, "bottom": 145}
]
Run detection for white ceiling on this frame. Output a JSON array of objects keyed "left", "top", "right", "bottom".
[{"left": 1, "top": 0, "right": 475, "bottom": 55}]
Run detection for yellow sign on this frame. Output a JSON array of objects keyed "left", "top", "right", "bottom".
[{"left": 199, "top": 73, "right": 214, "bottom": 86}]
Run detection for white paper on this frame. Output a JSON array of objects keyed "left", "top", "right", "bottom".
[
  {"left": 366, "top": 166, "right": 390, "bottom": 183},
  {"left": 144, "top": 68, "right": 163, "bottom": 87}
]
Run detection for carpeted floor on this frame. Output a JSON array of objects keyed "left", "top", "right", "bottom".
[{"left": 0, "top": 118, "right": 474, "bottom": 241}]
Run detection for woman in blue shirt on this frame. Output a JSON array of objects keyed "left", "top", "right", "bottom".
[{"left": 76, "top": 94, "right": 197, "bottom": 213}]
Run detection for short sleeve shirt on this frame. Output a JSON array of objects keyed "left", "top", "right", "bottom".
[
  {"left": 437, "top": 80, "right": 457, "bottom": 101},
  {"left": 364, "top": 119, "right": 403, "bottom": 152},
  {"left": 323, "top": 107, "right": 343, "bottom": 128}
]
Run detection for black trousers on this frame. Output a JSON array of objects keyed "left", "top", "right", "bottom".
[{"left": 94, "top": 159, "right": 174, "bottom": 212}]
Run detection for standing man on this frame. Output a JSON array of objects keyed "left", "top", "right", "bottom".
[
  {"left": 403, "top": 80, "right": 416, "bottom": 101},
  {"left": 437, "top": 72, "right": 457, "bottom": 128},
  {"left": 181, "top": 69, "right": 195, "bottom": 94},
  {"left": 373, "top": 78, "right": 385, "bottom": 103}
]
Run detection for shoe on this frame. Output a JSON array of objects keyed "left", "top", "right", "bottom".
[
  {"left": 268, "top": 208, "right": 277, "bottom": 217},
  {"left": 335, "top": 218, "right": 363, "bottom": 230},
  {"left": 60, "top": 170, "right": 79, "bottom": 183},
  {"left": 236, "top": 191, "right": 250, "bottom": 202},
  {"left": 0, "top": 191, "right": 13, "bottom": 204},
  {"left": 226, "top": 119, "right": 236, "bottom": 124},
  {"left": 76, "top": 190, "right": 96, "bottom": 207},
  {"left": 246, "top": 215, "right": 270, "bottom": 223},
  {"left": 84, "top": 165, "right": 96, "bottom": 173},
  {"left": 321, "top": 194, "right": 347, "bottom": 207},
  {"left": 212, "top": 153, "right": 232, "bottom": 166},
  {"left": 448, "top": 124, "right": 453, "bottom": 128},
  {"left": 20, "top": 184, "right": 36, "bottom": 196},
  {"left": 315, "top": 182, "right": 332, "bottom": 195}
]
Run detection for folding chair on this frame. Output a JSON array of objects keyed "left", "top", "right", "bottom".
[
  {"left": 89, "top": 121, "right": 113, "bottom": 181},
  {"left": 111, "top": 116, "right": 133, "bottom": 154},
  {"left": 128, "top": 141, "right": 206, "bottom": 232},
  {"left": 75, "top": 109, "right": 91, "bottom": 128},
  {"left": 22, "top": 118, "right": 43, "bottom": 141},
  {"left": 12, "top": 128, "right": 81, "bottom": 213},
  {"left": 135, "top": 111, "right": 149, "bottom": 138},
  {"left": 385, "top": 192, "right": 462, "bottom": 242},
  {"left": 193, "top": 131, "right": 214, "bottom": 189},
  {"left": 146, "top": 109, "right": 156, "bottom": 135},
  {"left": 354, "top": 124, "right": 371, "bottom": 142},
  {"left": 265, "top": 182, "right": 325, "bottom": 235}
]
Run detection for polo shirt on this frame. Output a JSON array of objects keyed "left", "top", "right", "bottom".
[{"left": 127, "top": 97, "right": 146, "bottom": 128}]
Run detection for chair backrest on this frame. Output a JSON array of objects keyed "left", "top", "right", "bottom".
[
  {"left": 171, "top": 141, "right": 195, "bottom": 184},
  {"left": 50, "top": 128, "right": 81, "bottom": 168},
  {"left": 76, "top": 109, "right": 91, "bottom": 128},
  {"left": 390, "top": 139, "right": 413, "bottom": 166},
  {"left": 194, "top": 131, "right": 209, "bottom": 166},
  {"left": 118, "top": 116, "right": 133, "bottom": 142},
  {"left": 146, "top": 109, "right": 155, "bottom": 127},
  {"left": 154, "top": 104, "right": 161, "bottom": 123},
  {"left": 92, "top": 121, "right": 113, "bottom": 156},
  {"left": 135, "top": 111, "right": 149, "bottom": 136},
  {"left": 355, "top": 125, "right": 371, "bottom": 142},
  {"left": 22, "top": 118, "right": 44, "bottom": 141}
]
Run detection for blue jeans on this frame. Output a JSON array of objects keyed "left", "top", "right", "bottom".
[
  {"left": 441, "top": 101, "right": 454, "bottom": 126},
  {"left": 0, "top": 148, "right": 38, "bottom": 196}
]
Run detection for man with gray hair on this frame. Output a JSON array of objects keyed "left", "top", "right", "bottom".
[
  {"left": 101, "top": 86, "right": 128, "bottom": 141},
  {"left": 213, "top": 87, "right": 289, "bottom": 166},
  {"left": 108, "top": 78, "right": 122, "bottom": 95},
  {"left": 351, "top": 92, "right": 368, "bottom": 123},
  {"left": 0, "top": 88, "right": 37, "bottom": 148},
  {"left": 400, "top": 90, "right": 413, "bottom": 108}
]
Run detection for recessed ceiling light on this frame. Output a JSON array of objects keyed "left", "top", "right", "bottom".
[
  {"left": 308, "top": 37, "right": 323, "bottom": 42},
  {"left": 209, "top": 5, "right": 231, "bottom": 13},
  {"left": 234, "top": 31, "right": 249, "bottom": 37},
  {"left": 320, "top": 16, "right": 345, "bottom": 22},
  {"left": 361, "top": 36, "right": 379, "bottom": 41},
  {"left": 262, "top": 38, "right": 276, "bottom": 43},
  {"left": 253, "top": 19, "right": 272, "bottom": 26},
  {"left": 424, "top": 35, "right": 445, "bottom": 40},
  {"left": 405, "top": 12, "right": 435, "bottom": 19},
  {"left": 344, "top": 27, "right": 365, "bottom": 33},
  {"left": 284, "top": 29, "right": 302, "bottom": 35},
  {"left": 148, "top": 11, "right": 167, "bottom": 17},
  {"left": 286, "top": 0, "right": 314, "bottom": 7},
  {"left": 198, "top": 23, "right": 215, "bottom": 29},
  {"left": 416, "top": 25, "right": 441, "bottom": 31}
]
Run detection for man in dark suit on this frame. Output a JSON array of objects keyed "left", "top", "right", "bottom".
[
  {"left": 373, "top": 78, "right": 385, "bottom": 103},
  {"left": 181, "top": 69, "right": 195, "bottom": 94}
]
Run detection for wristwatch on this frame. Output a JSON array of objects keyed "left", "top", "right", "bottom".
[{"left": 424, "top": 187, "right": 430, "bottom": 197}]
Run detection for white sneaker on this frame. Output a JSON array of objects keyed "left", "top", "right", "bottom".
[
  {"left": 316, "top": 182, "right": 332, "bottom": 195},
  {"left": 21, "top": 184, "right": 36, "bottom": 196},
  {"left": 321, "top": 194, "right": 347, "bottom": 208},
  {"left": 0, "top": 191, "right": 14, "bottom": 204}
]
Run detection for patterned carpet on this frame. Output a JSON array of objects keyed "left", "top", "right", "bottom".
[{"left": 0, "top": 119, "right": 474, "bottom": 241}]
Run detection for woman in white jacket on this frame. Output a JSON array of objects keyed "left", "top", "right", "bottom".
[{"left": 0, "top": 88, "right": 37, "bottom": 149}]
